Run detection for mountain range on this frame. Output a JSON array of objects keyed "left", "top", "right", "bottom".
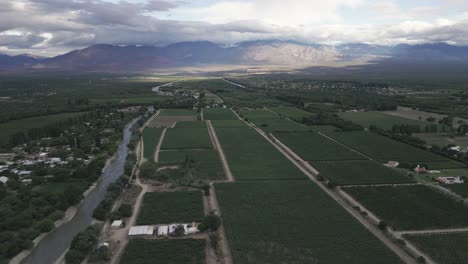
[{"left": 2, "top": 40, "right": 468, "bottom": 73}]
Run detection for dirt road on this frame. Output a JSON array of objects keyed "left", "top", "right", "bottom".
[
  {"left": 207, "top": 120, "right": 234, "bottom": 182},
  {"left": 153, "top": 128, "right": 167, "bottom": 163}
]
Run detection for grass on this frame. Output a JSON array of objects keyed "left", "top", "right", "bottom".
[
  {"left": 326, "top": 131, "right": 450, "bottom": 163},
  {"left": 0, "top": 112, "right": 87, "bottom": 145},
  {"left": 252, "top": 118, "right": 311, "bottom": 132},
  {"left": 239, "top": 109, "right": 279, "bottom": 120},
  {"left": 269, "top": 106, "right": 314, "bottom": 121},
  {"left": 404, "top": 232, "right": 468, "bottom": 264},
  {"left": 343, "top": 185, "right": 468, "bottom": 230},
  {"left": 203, "top": 108, "right": 238, "bottom": 120},
  {"left": 174, "top": 121, "right": 207, "bottom": 128},
  {"left": 210, "top": 120, "right": 247, "bottom": 127},
  {"left": 159, "top": 149, "right": 225, "bottom": 180},
  {"left": 216, "top": 181, "right": 403, "bottom": 264},
  {"left": 215, "top": 127, "right": 306, "bottom": 181},
  {"left": 313, "top": 160, "right": 415, "bottom": 185},
  {"left": 339, "top": 111, "right": 431, "bottom": 130},
  {"left": 161, "top": 128, "right": 212, "bottom": 150},
  {"left": 142, "top": 128, "right": 163, "bottom": 160},
  {"left": 274, "top": 132, "right": 366, "bottom": 161},
  {"left": 121, "top": 239, "right": 205, "bottom": 264},
  {"left": 137, "top": 191, "right": 204, "bottom": 225},
  {"left": 160, "top": 109, "right": 198, "bottom": 116}
]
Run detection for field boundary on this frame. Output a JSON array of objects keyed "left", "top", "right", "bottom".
[
  {"left": 154, "top": 128, "right": 167, "bottom": 163},
  {"left": 207, "top": 120, "right": 234, "bottom": 182}
]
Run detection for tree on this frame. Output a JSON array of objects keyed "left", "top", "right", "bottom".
[
  {"left": 139, "top": 162, "right": 158, "bottom": 179},
  {"left": 198, "top": 212, "right": 221, "bottom": 232},
  {"left": 118, "top": 204, "right": 132, "bottom": 217},
  {"left": 64, "top": 185, "right": 83, "bottom": 205}
]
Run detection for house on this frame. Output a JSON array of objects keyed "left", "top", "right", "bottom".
[
  {"left": 157, "top": 225, "right": 169, "bottom": 237},
  {"left": 450, "top": 146, "right": 461, "bottom": 152},
  {"left": 414, "top": 165, "right": 428, "bottom": 174},
  {"left": 111, "top": 220, "right": 123, "bottom": 229},
  {"left": 436, "top": 176, "right": 464, "bottom": 185},
  {"left": 0, "top": 176, "right": 8, "bottom": 184},
  {"left": 385, "top": 161, "right": 399, "bottom": 168},
  {"left": 0, "top": 153, "right": 15, "bottom": 162},
  {"left": 128, "top": 225, "right": 154, "bottom": 236}
]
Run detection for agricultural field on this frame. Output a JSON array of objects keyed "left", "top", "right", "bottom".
[
  {"left": 339, "top": 111, "right": 431, "bottom": 130},
  {"left": 268, "top": 106, "right": 314, "bottom": 121},
  {"left": 343, "top": 185, "right": 468, "bottom": 230},
  {"left": 89, "top": 97, "right": 169, "bottom": 105},
  {"left": 210, "top": 120, "right": 247, "bottom": 127},
  {"left": 325, "top": 131, "right": 453, "bottom": 164},
  {"left": 274, "top": 132, "right": 366, "bottom": 161},
  {"left": 158, "top": 149, "right": 225, "bottom": 180},
  {"left": 174, "top": 121, "right": 207, "bottom": 128},
  {"left": 216, "top": 181, "right": 404, "bottom": 264},
  {"left": 0, "top": 112, "right": 87, "bottom": 145},
  {"left": 120, "top": 239, "right": 205, "bottom": 264},
  {"left": 142, "top": 128, "right": 163, "bottom": 160},
  {"left": 414, "top": 168, "right": 468, "bottom": 183},
  {"left": 313, "top": 160, "right": 414, "bottom": 185},
  {"left": 215, "top": 127, "right": 306, "bottom": 180},
  {"left": 415, "top": 133, "right": 468, "bottom": 149},
  {"left": 307, "top": 125, "right": 339, "bottom": 133},
  {"left": 161, "top": 127, "right": 212, "bottom": 150},
  {"left": 137, "top": 191, "right": 204, "bottom": 225},
  {"left": 203, "top": 108, "right": 237, "bottom": 120},
  {"left": 239, "top": 109, "right": 279, "bottom": 120},
  {"left": 445, "top": 183, "right": 468, "bottom": 197},
  {"left": 159, "top": 109, "right": 198, "bottom": 116},
  {"left": 252, "top": 118, "right": 311, "bottom": 132},
  {"left": 404, "top": 232, "right": 468, "bottom": 264}
]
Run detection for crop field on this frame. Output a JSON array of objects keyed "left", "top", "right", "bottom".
[
  {"left": 423, "top": 160, "right": 467, "bottom": 169},
  {"left": 90, "top": 97, "right": 169, "bottom": 105},
  {"left": 415, "top": 133, "right": 468, "bottom": 149},
  {"left": 215, "top": 127, "right": 306, "bottom": 180},
  {"left": 269, "top": 106, "right": 314, "bottom": 121},
  {"left": 239, "top": 109, "right": 279, "bottom": 120},
  {"left": 174, "top": 121, "right": 207, "bottom": 128},
  {"left": 203, "top": 108, "right": 237, "bottom": 120},
  {"left": 404, "top": 232, "right": 468, "bottom": 264},
  {"left": 142, "top": 128, "right": 163, "bottom": 160},
  {"left": 161, "top": 127, "right": 212, "bottom": 150},
  {"left": 339, "top": 111, "right": 430, "bottom": 130},
  {"left": 210, "top": 120, "right": 247, "bottom": 127},
  {"left": 137, "top": 191, "right": 204, "bottom": 225},
  {"left": 216, "top": 181, "right": 403, "bottom": 264},
  {"left": 159, "top": 149, "right": 224, "bottom": 180},
  {"left": 325, "top": 131, "right": 450, "bottom": 163},
  {"left": 445, "top": 183, "right": 468, "bottom": 197},
  {"left": 343, "top": 185, "right": 468, "bottom": 230},
  {"left": 149, "top": 115, "right": 197, "bottom": 128},
  {"left": 0, "top": 112, "right": 87, "bottom": 145},
  {"left": 313, "top": 160, "right": 414, "bottom": 185},
  {"left": 159, "top": 109, "right": 198, "bottom": 116},
  {"left": 121, "top": 239, "right": 205, "bottom": 264},
  {"left": 308, "top": 125, "right": 338, "bottom": 133},
  {"left": 274, "top": 132, "right": 366, "bottom": 161},
  {"left": 252, "top": 118, "right": 311, "bottom": 132}
]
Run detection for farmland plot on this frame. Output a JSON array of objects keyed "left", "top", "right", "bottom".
[
  {"left": 203, "top": 108, "right": 238, "bottom": 120},
  {"left": 339, "top": 111, "right": 431, "bottom": 130},
  {"left": 216, "top": 181, "right": 404, "bottom": 264},
  {"left": 159, "top": 109, "right": 197, "bottom": 116},
  {"left": 404, "top": 232, "right": 468, "bottom": 264},
  {"left": 161, "top": 127, "right": 212, "bottom": 150},
  {"left": 121, "top": 239, "right": 205, "bottom": 264},
  {"left": 210, "top": 120, "right": 247, "bottom": 127},
  {"left": 343, "top": 185, "right": 468, "bottom": 230},
  {"left": 215, "top": 127, "right": 306, "bottom": 180},
  {"left": 137, "top": 191, "right": 204, "bottom": 225},
  {"left": 239, "top": 109, "right": 278, "bottom": 120},
  {"left": 269, "top": 106, "right": 314, "bottom": 121},
  {"left": 159, "top": 149, "right": 225, "bottom": 180},
  {"left": 142, "top": 127, "right": 163, "bottom": 160},
  {"left": 326, "top": 131, "right": 451, "bottom": 163},
  {"left": 252, "top": 118, "right": 311, "bottom": 132},
  {"left": 274, "top": 131, "right": 366, "bottom": 161},
  {"left": 174, "top": 121, "right": 206, "bottom": 128},
  {"left": 313, "top": 160, "right": 414, "bottom": 185}
]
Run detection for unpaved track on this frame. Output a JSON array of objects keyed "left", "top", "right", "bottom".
[
  {"left": 207, "top": 120, "right": 234, "bottom": 182},
  {"left": 318, "top": 131, "right": 372, "bottom": 160},
  {"left": 397, "top": 227, "right": 468, "bottom": 235},
  {"left": 232, "top": 109, "right": 420, "bottom": 264},
  {"left": 153, "top": 128, "right": 167, "bottom": 163}
]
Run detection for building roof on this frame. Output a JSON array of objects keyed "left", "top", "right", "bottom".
[
  {"left": 111, "top": 220, "right": 123, "bottom": 228},
  {"left": 0, "top": 176, "right": 8, "bottom": 184},
  {"left": 128, "top": 225, "right": 154, "bottom": 236},
  {"left": 157, "top": 225, "right": 169, "bottom": 236}
]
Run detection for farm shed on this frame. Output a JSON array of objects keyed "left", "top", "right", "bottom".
[
  {"left": 436, "top": 177, "right": 464, "bottom": 184},
  {"left": 128, "top": 226, "right": 154, "bottom": 236},
  {"left": 0, "top": 176, "right": 8, "bottom": 184},
  {"left": 111, "top": 220, "right": 123, "bottom": 229},
  {"left": 157, "top": 225, "right": 169, "bottom": 237}
]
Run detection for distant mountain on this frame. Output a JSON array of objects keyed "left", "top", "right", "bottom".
[{"left": 2, "top": 40, "right": 468, "bottom": 73}]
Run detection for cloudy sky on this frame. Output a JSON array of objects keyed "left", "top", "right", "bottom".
[{"left": 1, "top": 0, "right": 468, "bottom": 56}]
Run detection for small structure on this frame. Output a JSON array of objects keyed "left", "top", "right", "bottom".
[
  {"left": 385, "top": 161, "right": 399, "bottom": 168},
  {"left": 157, "top": 225, "right": 169, "bottom": 237},
  {"left": 97, "top": 242, "right": 110, "bottom": 249},
  {"left": 436, "top": 176, "right": 464, "bottom": 185},
  {"left": 450, "top": 146, "right": 461, "bottom": 152},
  {"left": 111, "top": 220, "right": 123, "bottom": 229},
  {"left": 128, "top": 225, "right": 154, "bottom": 236},
  {"left": 414, "top": 165, "right": 428, "bottom": 174},
  {"left": 0, "top": 176, "right": 8, "bottom": 185},
  {"left": 168, "top": 223, "right": 200, "bottom": 236}
]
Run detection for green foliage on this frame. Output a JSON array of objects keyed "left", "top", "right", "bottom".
[
  {"left": 137, "top": 191, "right": 204, "bottom": 225},
  {"left": 216, "top": 181, "right": 403, "bottom": 264},
  {"left": 159, "top": 149, "right": 224, "bottom": 180},
  {"left": 269, "top": 106, "right": 314, "bottom": 121},
  {"left": 198, "top": 212, "right": 221, "bottom": 232},
  {"left": 159, "top": 109, "right": 197, "bottom": 116},
  {"left": 118, "top": 204, "right": 133, "bottom": 217},
  {"left": 405, "top": 232, "right": 468, "bottom": 264},
  {"left": 92, "top": 176, "right": 128, "bottom": 221},
  {"left": 161, "top": 127, "right": 212, "bottom": 150},
  {"left": 65, "top": 224, "right": 101, "bottom": 264},
  {"left": 142, "top": 128, "right": 163, "bottom": 160},
  {"left": 239, "top": 109, "right": 279, "bottom": 120},
  {"left": 210, "top": 120, "right": 247, "bottom": 127},
  {"left": 339, "top": 111, "right": 432, "bottom": 131},
  {"left": 139, "top": 162, "right": 158, "bottom": 179},
  {"left": 252, "top": 118, "right": 311, "bottom": 133},
  {"left": 203, "top": 108, "right": 238, "bottom": 120}
]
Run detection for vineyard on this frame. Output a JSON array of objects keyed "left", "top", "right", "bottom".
[
  {"left": 203, "top": 108, "right": 238, "bottom": 120},
  {"left": 251, "top": 118, "right": 311, "bottom": 132},
  {"left": 161, "top": 127, "right": 213, "bottom": 150},
  {"left": 268, "top": 106, "right": 314, "bottom": 121},
  {"left": 210, "top": 119, "right": 247, "bottom": 127},
  {"left": 215, "top": 181, "right": 404, "bottom": 264},
  {"left": 174, "top": 121, "right": 207, "bottom": 128},
  {"left": 159, "top": 109, "right": 198, "bottom": 116},
  {"left": 239, "top": 109, "right": 279, "bottom": 120},
  {"left": 142, "top": 128, "right": 162, "bottom": 160}
]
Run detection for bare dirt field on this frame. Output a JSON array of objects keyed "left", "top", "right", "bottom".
[{"left": 148, "top": 115, "right": 197, "bottom": 128}]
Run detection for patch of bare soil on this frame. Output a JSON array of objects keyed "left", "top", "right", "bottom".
[{"left": 148, "top": 115, "right": 197, "bottom": 128}]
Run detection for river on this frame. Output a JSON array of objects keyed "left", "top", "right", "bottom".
[{"left": 21, "top": 117, "right": 140, "bottom": 264}]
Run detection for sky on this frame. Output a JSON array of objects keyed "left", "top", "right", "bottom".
[{"left": 0, "top": 0, "right": 468, "bottom": 56}]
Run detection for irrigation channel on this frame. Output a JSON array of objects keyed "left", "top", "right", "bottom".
[{"left": 21, "top": 117, "right": 140, "bottom": 264}]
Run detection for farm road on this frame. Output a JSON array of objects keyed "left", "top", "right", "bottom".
[{"left": 207, "top": 120, "right": 235, "bottom": 182}]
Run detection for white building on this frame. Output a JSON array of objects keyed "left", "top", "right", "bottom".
[
  {"left": 436, "top": 176, "right": 464, "bottom": 185},
  {"left": 0, "top": 176, "right": 8, "bottom": 184},
  {"left": 157, "top": 225, "right": 169, "bottom": 237},
  {"left": 111, "top": 220, "right": 123, "bottom": 229},
  {"left": 128, "top": 226, "right": 154, "bottom": 236}
]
